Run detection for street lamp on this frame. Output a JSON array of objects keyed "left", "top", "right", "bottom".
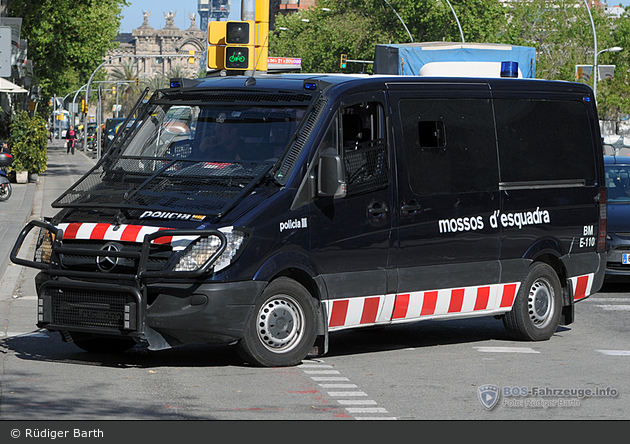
[
  {"left": 594, "top": 46, "right": 623, "bottom": 101},
  {"left": 440, "top": 0, "right": 465, "bottom": 44},
  {"left": 382, "top": 0, "right": 414, "bottom": 43}
]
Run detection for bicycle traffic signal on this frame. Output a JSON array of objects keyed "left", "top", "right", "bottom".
[
  {"left": 225, "top": 21, "right": 255, "bottom": 70},
  {"left": 207, "top": 0, "right": 268, "bottom": 72}
]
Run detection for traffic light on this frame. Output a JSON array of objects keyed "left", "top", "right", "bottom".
[
  {"left": 81, "top": 99, "right": 87, "bottom": 113},
  {"left": 207, "top": 1, "right": 268, "bottom": 72},
  {"left": 340, "top": 54, "right": 348, "bottom": 69},
  {"left": 225, "top": 21, "right": 254, "bottom": 70},
  {"left": 135, "top": 77, "right": 139, "bottom": 86},
  {"left": 208, "top": 21, "right": 227, "bottom": 70}
]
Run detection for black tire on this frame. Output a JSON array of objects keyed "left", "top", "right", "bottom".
[
  {"left": 0, "top": 183, "right": 11, "bottom": 201},
  {"left": 237, "top": 277, "right": 318, "bottom": 367},
  {"left": 72, "top": 336, "right": 137, "bottom": 353},
  {"left": 503, "top": 262, "right": 563, "bottom": 341}
]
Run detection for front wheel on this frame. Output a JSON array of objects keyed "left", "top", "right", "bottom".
[
  {"left": 0, "top": 182, "right": 11, "bottom": 201},
  {"left": 237, "top": 277, "right": 318, "bottom": 367},
  {"left": 503, "top": 262, "right": 563, "bottom": 341}
]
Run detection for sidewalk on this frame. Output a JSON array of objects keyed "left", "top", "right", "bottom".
[{"left": 0, "top": 140, "right": 96, "bottom": 304}]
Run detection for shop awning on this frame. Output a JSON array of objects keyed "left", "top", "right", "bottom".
[{"left": 0, "top": 77, "right": 28, "bottom": 93}]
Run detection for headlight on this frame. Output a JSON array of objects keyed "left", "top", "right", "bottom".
[{"left": 173, "top": 227, "right": 246, "bottom": 273}]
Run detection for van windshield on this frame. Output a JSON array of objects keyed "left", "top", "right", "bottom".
[
  {"left": 117, "top": 104, "right": 306, "bottom": 163},
  {"left": 53, "top": 101, "right": 309, "bottom": 216}
]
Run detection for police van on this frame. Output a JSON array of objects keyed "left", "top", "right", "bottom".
[{"left": 11, "top": 73, "right": 606, "bottom": 367}]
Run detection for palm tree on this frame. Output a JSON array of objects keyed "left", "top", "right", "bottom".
[
  {"left": 142, "top": 73, "right": 168, "bottom": 93},
  {"left": 108, "top": 59, "right": 141, "bottom": 116}
]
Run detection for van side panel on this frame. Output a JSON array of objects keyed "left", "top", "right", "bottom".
[
  {"left": 492, "top": 93, "right": 604, "bottom": 300},
  {"left": 388, "top": 85, "right": 501, "bottom": 295}
]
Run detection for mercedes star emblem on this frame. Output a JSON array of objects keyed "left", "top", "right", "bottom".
[{"left": 96, "top": 242, "right": 122, "bottom": 272}]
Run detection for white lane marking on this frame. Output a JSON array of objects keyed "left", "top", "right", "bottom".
[
  {"left": 474, "top": 346, "right": 540, "bottom": 354},
  {"left": 328, "top": 391, "right": 368, "bottom": 397},
  {"left": 303, "top": 370, "right": 341, "bottom": 374},
  {"left": 346, "top": 407, "right": 389, "bottom": 414},
  {"left": 337, "top": 400, "right": 378, "bottom": 405},
  {"left": 596, "top": 350, "right": 630, "bottom": 356},
  {"left": 355, "top": 417, "right": 397, "bottom": 420},
  {"left": 302, "top": 360, "right": 395, "bottom": 420},
  {"left": 298, "top": 364, "right": 334, "bottom": 368},
  {"left": 310, "top": 377, "right": 350, "bottom": 381},
  {"left": 594, "top": 305, "right": 630, "bottom": 311}
]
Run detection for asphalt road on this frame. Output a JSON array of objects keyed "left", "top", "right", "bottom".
[{"left": 0, "top": 283, "right": 628, "bottom": 421}]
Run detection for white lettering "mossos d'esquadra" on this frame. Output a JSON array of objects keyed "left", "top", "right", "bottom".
[
  {"left": 439, "top": 208, "right": 551, "bottom": 233},
  {"left": 438, "top": 216, "right": 484, "bottom": 234}
]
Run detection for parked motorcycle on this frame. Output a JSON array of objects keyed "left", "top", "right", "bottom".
[{"left": 0, "top": 151, "right": 14, "bottom": 201}]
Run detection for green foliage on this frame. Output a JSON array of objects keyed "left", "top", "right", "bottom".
[
  {"left": 9, "top": 111, "right": 48, "bottom": 174},
  {"left": 270, "top": 0, "right": 507, "bottom": 74},
  {"left": 270, "top": 0, "right": 630, "bottom": 120},
  {"left": 9, "top": 0, "right": 128, "bottom": 99}
]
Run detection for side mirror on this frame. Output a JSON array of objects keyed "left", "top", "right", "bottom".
[{"left": 318, "top": 148, "right": 346, "bottom": 199}]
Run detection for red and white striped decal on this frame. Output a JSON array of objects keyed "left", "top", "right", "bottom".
[
  {"left": 570, "top": 273, "right": 594, "bottom": 301},
  {"left": 56, "top": 222, "right": 195, "bottom": 250},
  {"left": 324, "top": 282, "right": 520, "bottom": 331},
  {"left": 325, "top": 272, "right": 597, "bottom": 330}
]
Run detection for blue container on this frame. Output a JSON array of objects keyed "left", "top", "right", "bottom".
[{"left": 501, "top": 61, "right": 519, "bottom": 78}]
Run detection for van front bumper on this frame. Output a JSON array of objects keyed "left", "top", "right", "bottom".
[
  {"left": 144, "top": 280, "right": 267, "bottom": 348},
  {"left": 35, "top": 276, "right": 267, "bottom": 350}
]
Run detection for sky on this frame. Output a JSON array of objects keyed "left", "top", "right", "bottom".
[
  {"left": 118, "top": 0, "right": 630, "bottom": 34},
  {"left": 119, "top": 0, "right": 241, "bottom": 33}
]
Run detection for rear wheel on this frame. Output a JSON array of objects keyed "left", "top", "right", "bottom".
[
  {"left": 237, "top": 277, "right": 318, "bottom": 367},
  {"left": 503, "top": 262, "right": 563, "bottom": 341}
]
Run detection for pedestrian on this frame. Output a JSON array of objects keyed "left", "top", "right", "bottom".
[{"left": 66, "top": 125, "right": 76, "bottom": 155}]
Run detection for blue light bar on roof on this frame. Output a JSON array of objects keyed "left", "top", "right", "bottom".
[{"left": 500, "top": 61, "right": 519, "bottom": 78}]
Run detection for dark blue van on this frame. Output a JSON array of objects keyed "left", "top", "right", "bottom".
[{"left": 11, "top": 74, "right": 607, "bottom": 366}]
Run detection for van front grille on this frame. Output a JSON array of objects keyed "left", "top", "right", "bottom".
[{"left": 46, "top": 287, "right": 128, "bottom": 330}]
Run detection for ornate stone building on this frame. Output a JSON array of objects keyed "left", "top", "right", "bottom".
[{"left": 106, "top": 11, "right": 207, "bottom": 79}]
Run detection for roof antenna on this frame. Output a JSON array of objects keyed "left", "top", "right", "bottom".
[{"left": 245, "top": 33, "right": 269, "bottom": 87}]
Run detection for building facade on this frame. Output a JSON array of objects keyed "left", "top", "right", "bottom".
[{"left": 106, "top": 11, "right": 207, "bottom": 79}]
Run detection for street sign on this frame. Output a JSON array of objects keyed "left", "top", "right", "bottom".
[
  {"left": 267, "top": 57, "right": 301, "bottom": 72},
  {"left": 0, "top": 27, "right": 11, "bottom": 77}
]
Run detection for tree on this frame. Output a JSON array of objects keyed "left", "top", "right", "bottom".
[
  {"left": 270, "top": 0, "right": 630, "bottom": 120},
  {"left": 9, "top": 0, "right": 128, "bottom": 100},
  {"left": 108, "top": 59, "right": 140, "bottom": 117},
  {"left": 503, "top": 0, "right": 630, "bottom": 120},
  {"left": 270, "top": 0, "right": 507, "bottom": 73}
]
